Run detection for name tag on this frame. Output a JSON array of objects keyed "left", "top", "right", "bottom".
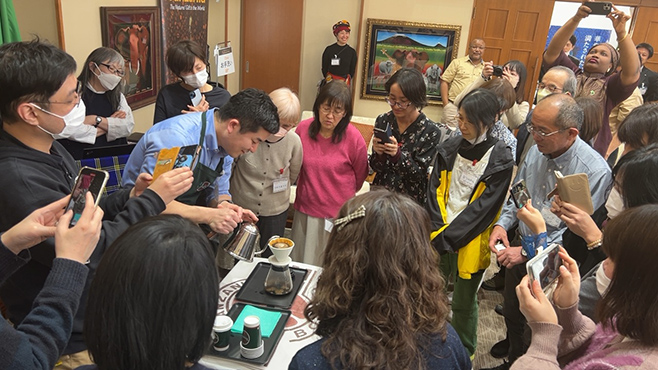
[
  {"left": 331, "top": 58, "right": 340, "bottom": 66},
  {"left": 272, "top": 178, "right": 288, "bottom": 193},
  {"left": 458, "top": 168, "right": 479, "bottom": 189},
  {"left": 324, "top": 218, "right": 334, "bottom": 233}
]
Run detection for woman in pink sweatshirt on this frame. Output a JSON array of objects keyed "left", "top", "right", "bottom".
[{"left": 291, "top": 81, "right": 368, "bottom": 265}]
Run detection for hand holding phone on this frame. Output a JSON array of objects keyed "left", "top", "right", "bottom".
[
  {"left": 586, "top": 1, "right": 612, "bottom": 15},
  {"left": 526, "top": 243, "right": 563, "bottom": 293},
  {"left": 374, "top": 122, "right": 392, "bottom": 144},
  {"left": 189, "top": 89, "right": 203, "bottom": 106},
  {"left": 510, "top": 179, "right": 530, "bottom": 209},
  {"left": 66, "top": 167, "right": 109, "bottom": 228}
]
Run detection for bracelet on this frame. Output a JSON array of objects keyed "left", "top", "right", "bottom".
[
  {"left": 219, "top": 199, "right": 234, "bottom": 205},
  {"left": 586, "top": 238, "right": 602, "bottom": 250},
  {"left": 617, "top": 33, "right": 628, "bottom": 44}
]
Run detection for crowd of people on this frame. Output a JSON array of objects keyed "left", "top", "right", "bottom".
[{"left": 2, "top": 2, "right": 658, "bottom": 369}]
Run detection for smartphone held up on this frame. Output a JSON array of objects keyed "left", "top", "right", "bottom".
[
  {"left": 526, "top": 243, "right": 563, "bottom": 294},
  {"left": 66, "top": 167, "right": 109, "bottom": 227}
]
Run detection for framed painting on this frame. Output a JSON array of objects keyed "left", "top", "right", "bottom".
[
  {"left": 100, "top": 7, "right": 162, "bottom": 110},
  {"left": 361, "top": 19, "right": 461, "bottom": 105}
]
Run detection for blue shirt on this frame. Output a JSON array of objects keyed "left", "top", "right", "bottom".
[
  {"left": 122, "top": 109, "right": 233, "bottom": 199},
  {"left": 496, "top": 137, "right": 611, "bottom": 245}
]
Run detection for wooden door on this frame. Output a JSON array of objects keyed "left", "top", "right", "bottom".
[
  {"left": 469, "top": 0, "right": 556, "bottom": 102},
  {"left": 631, "top": 6, "right": 658, "bottom": 72},
  {"left": 241, "top": 0, "right": 303, "bottom": 93}
]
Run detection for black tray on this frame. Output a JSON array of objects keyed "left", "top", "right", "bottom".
[
  {"left": 205, "top": 303, "right": 291, "bottom": 366},
  {"left": 234, "top": 262, "right": 308, "bottom": 309}
]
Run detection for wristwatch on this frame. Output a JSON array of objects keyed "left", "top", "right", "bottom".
[{"left": 94, "top": 116, "right": 102, "bottom": 128}]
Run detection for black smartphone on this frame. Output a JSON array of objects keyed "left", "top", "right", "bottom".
[
  {"left": 66, "top": 167, "right": 109, "bottom": 227},
  {"left": 510, "top": 179, "right": 530, "bottom": 209},
  {"left": 374, "top": 123, "right": 392, "bottom": 144},
  {"left": 174, "top": 145, "right": 201, "bottom": 170},
  {"left": 492, "top": 65, "right": 504, "bottom": 77},
  {"left": 587, "top": 1, "right": 612, "bottom": 15}
]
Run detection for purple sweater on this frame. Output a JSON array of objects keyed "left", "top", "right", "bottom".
[
  {"left": 512, "top": 302, "right": 658, "bottom": 369},
  {"left": 294, "top": 118, "right": 368, "bottom": 219}
]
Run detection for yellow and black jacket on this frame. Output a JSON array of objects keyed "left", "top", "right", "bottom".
[{"left": 427, "top": 135, "right": 513, "bottom": 279}]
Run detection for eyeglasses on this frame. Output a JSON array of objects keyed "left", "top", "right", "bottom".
[
  {"left": 385, "top": 97, "right": 412, "bottom": 109},
  {"left": 319, "top": 104, "right": 345, "bottom": 116},
  {"left": 32, "top": 80, "right": 83, "bottom": 107},
  {"left": 537, "top": 82, "right": 563, "bottom": 93},
  {"left": 99, "top": 62, "right": 125, "bottom": 77},
  {"left": 527, "top": 124, "right": 567, "bottom": 138}
]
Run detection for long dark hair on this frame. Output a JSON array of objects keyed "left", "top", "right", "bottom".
[
  {"left": 615, "top": 143, "right": 658, "bottom": 208},
  {"left": 84, "top": 215, "right": 219, "bottom": 370},
  {"left": 78, "top": 47, "right": 124, "bottom": 111},
  {"left": 305, "top": 190, "right": 450, "bottom": 370},
  {"left": 310, "top": 81, "right": 352, "bottom": 143},
  {"left": 598, "top": 204, "right": 658, "bottom": 346}
]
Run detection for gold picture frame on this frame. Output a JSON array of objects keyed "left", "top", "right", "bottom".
[{"left": 361, "top": 18, "right": 461, "bottom": 106}]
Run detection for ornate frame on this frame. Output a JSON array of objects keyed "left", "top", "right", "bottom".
[{"left": 361, "top": 18, "right": 461, "bottom": 105}]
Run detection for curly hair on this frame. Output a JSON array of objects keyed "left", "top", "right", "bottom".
[{"left": 304, "top": 190, "right": 450, "bottom": 370}]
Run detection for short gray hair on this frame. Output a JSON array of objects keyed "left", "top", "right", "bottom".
[
  {"left": 547, "top": 66, "right": 577, "bottom": 95},
  {"left": 552, "top": 94, "right": 583, "bottom": 130}
]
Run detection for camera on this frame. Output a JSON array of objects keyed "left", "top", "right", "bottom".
[{"left": 492, "top": 65, "right": 504, "bottom": 77}]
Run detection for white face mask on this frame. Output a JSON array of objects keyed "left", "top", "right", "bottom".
[
  {"left": 182, "top": 69, "right": 208, "bottom": 89},
  {"left": 93, "top": 63, "right": 122, "bottom": 91},
  {"left": 596, "top": 261, "right": 612, "bottom": 297},
  {"left": 605, "top": 187, "right": 624, "bottom": 219},
  {"left": 536, "top": 88, "right": 552, "bottom": 103},
  {"left": 30, "top": 100, "right": 86, "bottom": 138}
]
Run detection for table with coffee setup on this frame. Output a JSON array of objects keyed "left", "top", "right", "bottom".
[{"left": 200, "top": 231, "right": 322, "bottom": 370}]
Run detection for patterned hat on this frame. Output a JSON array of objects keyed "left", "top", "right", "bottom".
[{"left": 333, "top": 20, "right": 351, "bottom": 36}]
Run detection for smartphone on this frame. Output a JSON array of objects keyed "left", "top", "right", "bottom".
[
  {"left": 587, "top": 1, "right": 612, "bottom": 15},
  {"left": 526, "top": 243, "right": 563, "bottom": 292},
  {"left": 152, "top": 147, "right": 180, "bottom": 180},
  {"left": 492, "top": 65, "right": 504, "bottom": 77},
  {"left": 189, "top": 88, "right": 202, "bottom": 106},
  {"left": 174, "top": 145, "right": 201, "bottom": 170},
  {"left": 374, "top": 122, "right": 392, "bottom": 144},
  {"left": 66, "top": 167, "right": 109, "bottom": 227},
  {"left": 510, "top": 179, "right": 530, "bottom": 209}
]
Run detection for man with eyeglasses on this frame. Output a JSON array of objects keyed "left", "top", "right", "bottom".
[
  {"left": 516, "top": 66, "right": 578, "bottom": 166},
  {"left": 482, "top": 94, "right": 611, "bottom": 370},
  {"left": 440, "top": 38, "right": 486, "bottom": 128},
  {"left": 0, "top": 40, "right": 195, "bottom": 369}
]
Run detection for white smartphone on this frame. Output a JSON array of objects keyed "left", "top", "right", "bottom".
[
  {"left": 526, "top": 243, "right": 563, "bottom": 292},
  {"left": 66, "top": 167, "right": 109, "bottom": 227},
  {"left": 189, "top": 88, "right": 202, "bottom": 106}
]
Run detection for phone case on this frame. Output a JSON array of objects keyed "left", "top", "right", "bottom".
[
  {"left": 555, "top": 172, "right": 594, "bottom": 215},
  {"left": 67, "top": 167, "right": 109, "bottom": 227},
  {"left": 174, "top": 145, "right": 201, "bottom": 170},
  {"left": 526, "top": 243, "right": 562, "bottom": 292},
  {"left": 587, "top": 1, "right": 612, "bottom": 15},
  {"left": 152, "top": 147, "right": 180, "bottom": 180},
  {"left": 510, "top": 179, "right": 530, "bottom": 209},
  {"left": 373, "top": 123, "right": 392, "bottom": 143}
]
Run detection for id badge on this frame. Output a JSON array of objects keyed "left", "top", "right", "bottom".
[
  {"left": 331, "top": 58, "right": 340, "bottom": 66},
  {"left": 458, "top": 168, "right": 478, "bottom": 189},
  {"left": 324, "top": 218, "right": 334, "bottom": 233},
  {"left": 272, "top": 178, "right": 288, "bottom": 193}
]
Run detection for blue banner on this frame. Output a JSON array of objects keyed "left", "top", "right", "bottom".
[{"left": 545, "top": 26, "right": 612, "bottom": 69}]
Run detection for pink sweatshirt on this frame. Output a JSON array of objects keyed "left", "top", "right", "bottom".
[{"left": 294, "top": 117, "right": 369, "bottom": 219}]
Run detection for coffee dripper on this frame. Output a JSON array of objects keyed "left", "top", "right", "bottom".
[{"left": 264, "top": 236, "right": 294, "bottom": 295}]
